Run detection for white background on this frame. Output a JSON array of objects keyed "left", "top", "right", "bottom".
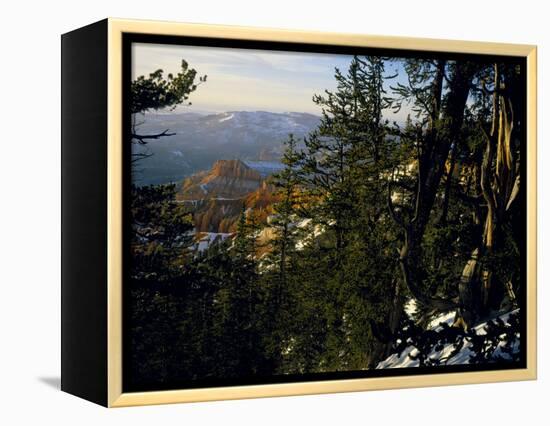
[{"left": 0, "top": 0, "right": 546, "bottom": 424}]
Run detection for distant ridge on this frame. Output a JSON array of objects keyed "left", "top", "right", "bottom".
[{"left": 133, "top": 110, "right": 320, "bottom": 186}]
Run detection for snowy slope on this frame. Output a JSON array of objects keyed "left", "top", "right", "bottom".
[
  {"left": 132, "top": 111, "right": 320, "bottom": 185},
  {"left": 377, "top": 306, "right": 520, "bottom": 369}
]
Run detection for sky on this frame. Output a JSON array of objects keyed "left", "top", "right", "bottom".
[{"left": 132, "top": 42, "right": 408, "bottom": 118}]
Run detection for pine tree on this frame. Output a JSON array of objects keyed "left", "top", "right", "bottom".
[
  {"left": 286, "top": 56, "right": 399, "bottom": 370},
  {"left": 130, "top": 61, "right": 206, "bottom": 163},
  {"left": 266, "top": 135, "right": 304, "bottom": 305},
  {"left": 212, "top": 206, "right": 265, "bottom": 377}
]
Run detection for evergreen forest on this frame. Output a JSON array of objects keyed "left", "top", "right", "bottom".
[{"left": 127, "top": 52, "right": 524, "bottom": 390}]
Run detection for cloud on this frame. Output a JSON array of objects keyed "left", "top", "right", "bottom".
[
  {"left": 132, "top": 43, "right": 350, "bottom": 114},
  {"left": 131, "top": 42, "right": 411, "bottom": 121}
]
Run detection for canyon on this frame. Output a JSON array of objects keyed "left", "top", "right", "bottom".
[{"left": 177, "top": 159, "right": 280, "bottom": 233}]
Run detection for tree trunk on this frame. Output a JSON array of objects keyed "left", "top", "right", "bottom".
[
  {"left": 473, "top": 64, "right": 517, "bottom": 319},
  {"left": 394, "top": 61, "right": 475, "bottom": 314}
]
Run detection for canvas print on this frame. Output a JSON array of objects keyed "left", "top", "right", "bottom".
[{"left": 125, "top": 39, "right": 526, "bottom": 391}]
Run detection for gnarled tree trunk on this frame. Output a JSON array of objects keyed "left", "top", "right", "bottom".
[
  {"left": 389, "top": 61, "right": 476, "bottom": 316},
  {"left": 475, "top": 64, "right": 518, "bottom": 319}
]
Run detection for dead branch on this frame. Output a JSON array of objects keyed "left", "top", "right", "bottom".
[{"left": 131, "top": 129, "right": 176, "bottom": 144}]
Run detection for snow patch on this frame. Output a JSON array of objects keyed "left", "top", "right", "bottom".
[
  {"left": 295, "top": 219, "right": 325, "bottom": 250},
  {"left": 219, "top": 113, "right": 234, "bottom": 123},
  {"left": 404, "top": 299, "right": 418, "bottom": 319},
  {"left": 196, "top": 232, "right": 232, "bottom": 252},
  {"left": 428, "top": 311, "right": 457, "bottom": 330},
  {"left": 376, "top": 309, "right": 520, "bottom": 369}
]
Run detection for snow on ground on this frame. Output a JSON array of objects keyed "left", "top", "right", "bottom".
[
  {"left": 404, "top": 298, "right": 418, "bottom": 319},
  {"left": 428, "top": 311, "right": 457, "bottom": 330},
  {"left": 376, "top": 307, "right": 520, "bottom": 369},
  {"left": 195, "top": 232, "right": 232, "bottom": 252},
  {"left": 294, "top": 219, "right": 326, "bottom": 250}
]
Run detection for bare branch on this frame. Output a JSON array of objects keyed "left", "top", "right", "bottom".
[
  {"left": 131, "top": 129, "right": 176, "bottom": 144},
  {"left": 131, "top": 152, "right": 154, "bottom": 163}
]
